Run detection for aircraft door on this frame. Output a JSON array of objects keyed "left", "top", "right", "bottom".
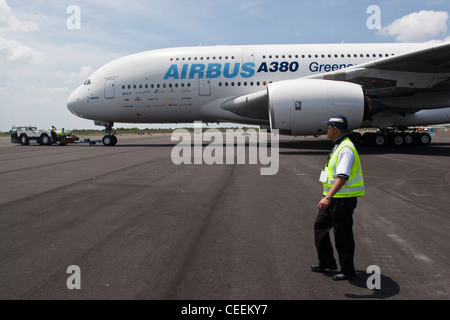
[
  {"left": 199, "top": 79, "right": 211, "bottom": 96},
  {"left": 105, "top": 79, "right": 115, "bottom": 99},
  {"left": 243, "top": 48, "right": 255, "bottom": 62}
]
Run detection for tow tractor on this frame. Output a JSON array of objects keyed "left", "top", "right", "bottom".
[
  {"left": 10, "top": 126, "right": 79, "bottom": 146},
  {"left": 74, "top": 138, "right": 102, "bottom": 145}
]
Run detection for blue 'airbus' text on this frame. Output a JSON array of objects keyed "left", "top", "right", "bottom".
[
  {"left": 164, "top": 62, "right": 255, "bottom": 80},
  {"left": 164, "top": 61, "right": 300, "bottom": 80}
]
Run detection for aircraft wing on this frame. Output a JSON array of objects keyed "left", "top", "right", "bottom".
[
  {"left": 307, "top": 41, "right": 450, "bottom": 101},
  {"left": 347, "top": 41, "right": 450, "bottom": 73}
]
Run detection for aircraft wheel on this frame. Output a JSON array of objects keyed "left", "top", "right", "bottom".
[
  {"left": 418, "top": 133, "right": 431, "bottom": 145},
  {"left": 349, "top": 132, "right": 362, "bottom": 144},
  {"left": 390, "top": 134, "right": 404, "bottom": 147},
  {"left": 102, "top": 135, "right": 117, "bottom": 146},
  {"left": 373, "top": 133, "right": 386, "bottom": 146},
  {"left": 403, "top": 133, "right": 413, "bottom": 145},
  {"left": 363, "top": 132, "right": 374, "bottom": 145}
]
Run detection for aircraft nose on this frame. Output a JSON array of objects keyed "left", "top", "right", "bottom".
[{"left": 67, "top": 86, "right": 85, "bottom": 117}]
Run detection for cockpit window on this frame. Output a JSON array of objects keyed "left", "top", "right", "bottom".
[{"left": 83, "top": 79, "right": 91, "bottom": 85}]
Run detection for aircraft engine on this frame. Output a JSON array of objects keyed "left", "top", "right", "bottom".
[{"left": 267, "top": 79, "right": 366, "bottom": 135}]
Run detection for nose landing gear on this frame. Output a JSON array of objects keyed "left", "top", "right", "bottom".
[{"left": 102, "top": 122, "right": 117, "bottom": 146}]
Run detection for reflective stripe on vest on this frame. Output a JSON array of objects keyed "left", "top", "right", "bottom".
[{"left": 322, "top": 137, "right": 365, "bottom": 198}]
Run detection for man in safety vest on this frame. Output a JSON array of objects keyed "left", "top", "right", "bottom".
[
  {"left": 51, "top": 126, "right": 57, "bottom": 144},
  {"left": 311, "top": 114, "right": 365, "bottom": 281}
]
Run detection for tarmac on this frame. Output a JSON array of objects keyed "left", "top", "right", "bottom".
[{"left": 0, "top": 132, "right": 449, "bottom": 300}]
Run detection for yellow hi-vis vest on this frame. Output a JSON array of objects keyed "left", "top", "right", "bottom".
[{"left": 322, "top": 137, "right": 365, "bottom": 198}]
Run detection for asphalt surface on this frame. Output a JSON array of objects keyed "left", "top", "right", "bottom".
[{"left": 1, "top": 133, "right": 449, "bottom": 300}]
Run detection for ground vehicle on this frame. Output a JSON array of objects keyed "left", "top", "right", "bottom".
[
  {"left": 10, "top": 126, "right": 52, "bottom": 145},
  {"left": 10, "top": 126, "right": 79, "bottom": 145}
]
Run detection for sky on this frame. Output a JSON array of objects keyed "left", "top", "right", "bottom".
[{"left": 0, "top": 0, "right": 449, "bottom": 131}]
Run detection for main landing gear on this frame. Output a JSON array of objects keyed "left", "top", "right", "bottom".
[
  {"left": 349, "top": 128, "right": 432, "bottom": 147},
  {"left": 102, "top": 123, "right": 117, "bottom": 146}
]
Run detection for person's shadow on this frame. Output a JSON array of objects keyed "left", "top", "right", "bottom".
[{"left": 343, "top": 270, "right": 400, "bottom": 299}]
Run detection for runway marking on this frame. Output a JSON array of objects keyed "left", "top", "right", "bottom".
[
  {"left": 0, "top": 196, "right": 12, "bottom": 203},
  {"left": 414, "top": 254, "right": 433, "bottom": 263},
  {"left": 386, "top": 233, "right": 433, "bottom": 264}
]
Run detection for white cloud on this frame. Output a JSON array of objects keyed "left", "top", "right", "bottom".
[
  {"left": 0, "top": 1, "right": 43, "bottom": 63},
  {"left": 380, "top": 10, "right": 449, "bottom": 42},
  {"left": 239, "top": 1, "right": 267, "bottom": 17},
  {"left": 0, "top": 0, "right": 39, "bottom": 32},
  {"left": 0, "top": 36, "right": 44, "bottom": 63}
]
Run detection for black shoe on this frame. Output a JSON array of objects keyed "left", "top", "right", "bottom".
[
  {"left": 332, "top": 272, "right": 355, "bottom": 281},
  {"left": 311, "top": 264, "right": 338, "bottom": 272}
]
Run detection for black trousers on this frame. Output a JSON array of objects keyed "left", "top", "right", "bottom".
[{"left": 314, "top": 197, "right": 357, "bottom": 275}]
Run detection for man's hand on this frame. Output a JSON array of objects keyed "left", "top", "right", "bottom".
[
  {"left": 318, "top": 176, "right": 348, "bottom": 210},
  {"left": 318, "top": 196, "right": 331, "bottom": 210}
]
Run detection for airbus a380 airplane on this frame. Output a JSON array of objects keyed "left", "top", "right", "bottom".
[{"left": 67, "top": 42, "right": 450, "bottom": 146}]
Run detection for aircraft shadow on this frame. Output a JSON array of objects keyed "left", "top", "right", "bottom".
[
  {"left": 357, "top": 142, "right": 450, "bottom": 157},
  {"left": 80, "top": 137, "right": 450, "bottom": 157},
  {"left": 278, "top": 140, "right": 450, "bottom": 157}
]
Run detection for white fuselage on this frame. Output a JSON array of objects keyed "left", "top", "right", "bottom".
[{"left": 67, "top": 43, "right": 437, "bottom": 127}]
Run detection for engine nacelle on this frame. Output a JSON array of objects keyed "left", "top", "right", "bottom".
[{"left": 268, "top": 79, "right": 365, "bottom": 135}]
